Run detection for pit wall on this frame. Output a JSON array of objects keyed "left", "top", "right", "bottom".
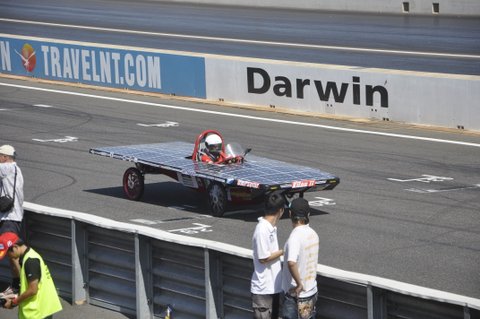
[
  {"left": 1, "top": 34, "right": 479, "bottom": 131},
  {"left": 205, "top": 56, "right": 480, "bottom": 131}
]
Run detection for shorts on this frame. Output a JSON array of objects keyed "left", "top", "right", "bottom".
[
  {"left": 252, "top": 293, "right": 281, "bottom": 319},
  {"left": 282, "top": 292, "right": 317, "bottom": 319}
]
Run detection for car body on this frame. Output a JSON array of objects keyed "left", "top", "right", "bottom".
[{"left": 90, "top": 130, "right": 340, "bottom": 216}]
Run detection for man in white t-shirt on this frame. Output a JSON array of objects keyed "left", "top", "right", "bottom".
[
  {"left": 0, "top": 144, "right": 25, "bottom": 299},
  {"left": 282, "top": 197, "right": 319, "bottom": 319},
  {"left": 251, "top": 191, "right": 286, "bottom": 319}
]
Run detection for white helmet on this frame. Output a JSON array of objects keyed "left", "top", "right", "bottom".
[{"left": 205, "top": 134, "right": 222, "bottom": 155}]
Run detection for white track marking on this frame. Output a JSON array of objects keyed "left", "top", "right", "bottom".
[
  {"left": 137, "top": 121, "right": 179, "bottom": 127},
  {"left": 1, "top": 18, "right": 479, "bottom": 59},
  {"left": 1, "top": 82, "right": 479, "bottom": 148},
  {"left": 32, "top": 136, "right": 78, "bottom": 143}
]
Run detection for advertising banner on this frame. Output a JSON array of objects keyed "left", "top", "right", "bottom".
[
  {"left": 0, "top": 35, "right": 206, "bottom": 98},
  {"left": 205, "top": 57, "right": 480, "bottom": 130}
]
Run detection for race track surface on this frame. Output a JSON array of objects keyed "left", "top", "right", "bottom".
[
  {"left": 0, "top": 78, "right": 479, "bottom": 298},
  {"left": 1, "top": 0, "right": 479, "bottom": 300}
]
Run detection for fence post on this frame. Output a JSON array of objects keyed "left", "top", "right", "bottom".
[
  {"left": 205, "top": 248, "right": 223, "bottom": 318},
  {"left": 136, "top": 233, "right": 153, "bottom": 319},
  {"left": 367, "top": 284, "right": 387, "bottom": 319},
  {"left": 464, "top": 305, "right": 470, "bottom": 319},
  {"left": 71, "top": 220, "right": 87, "bottom": 305}
]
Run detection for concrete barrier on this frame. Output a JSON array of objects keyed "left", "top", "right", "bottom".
[
  {"left": 205, "top": 56, "right": 480, "bottom": 131},
  {"left": 1, "top": 34, "right": 479, "bottom": 131}
]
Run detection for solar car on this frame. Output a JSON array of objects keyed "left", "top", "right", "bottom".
[{"left": 89, "top": 130, "right": 340, "bottom": 216}]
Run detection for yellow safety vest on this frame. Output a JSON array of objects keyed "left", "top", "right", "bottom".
[{"left": 19, "top": 248, "right": 62, "bottom": 319}]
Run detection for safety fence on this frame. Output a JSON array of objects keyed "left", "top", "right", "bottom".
[{"left": 1, "top": 202, "right": 479, "bottom": 319}]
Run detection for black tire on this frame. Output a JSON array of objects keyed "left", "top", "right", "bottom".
[
  {"left": 207, "top": 183, "right": 227, "bottom": 217},
  {"left": 123, "top": 167, "right": 144, "bottom": 201}
]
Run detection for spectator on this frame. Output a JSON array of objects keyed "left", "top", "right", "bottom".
[
  {"left": 0, "top": 145, "right": 24, "bottom": 298},
  {"left": 281, "top": 198, "right": 319, "bottom": 319},
  {"left": 0, "top": 232, "right": 63, "bottom": 318},
  {"left": 251, "top": 191, "right": 285, "bottom": 319}
]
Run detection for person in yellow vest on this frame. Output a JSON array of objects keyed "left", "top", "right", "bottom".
[{"left": 0, "top": 232, "right": 62, "bottom": 318}]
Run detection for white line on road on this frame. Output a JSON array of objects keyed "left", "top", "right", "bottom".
[
  {"left": 1, "top": 81, "right": 480, "bottom": 148},
  {"left": 405, "top": 185, "right": 480, "bottom": 193},
  {"left": 137, "top": 121, "right": 179, "bottom": 127},
  {"left": 32, "top": 136, "right": 78, "bottom": 143},
  {"left": 1, "top": 18, "right": 478, "bottom": 59},
  {"left": 34, "top": 104, "right": 54, "bottom": 108}
]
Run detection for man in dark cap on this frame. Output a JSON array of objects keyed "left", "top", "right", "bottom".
[{"left": 281, "top": 197, "right": 319, "bottom": 319}]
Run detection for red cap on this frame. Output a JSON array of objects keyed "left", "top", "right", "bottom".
[{"left": 0, "top": 232, "right": 19, "bottom": 260}]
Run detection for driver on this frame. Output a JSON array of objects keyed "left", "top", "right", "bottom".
[{"left": 200, "top": 133, "right": 227, "bottom": 164}]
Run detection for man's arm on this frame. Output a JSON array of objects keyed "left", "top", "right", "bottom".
[
  {"left": 259, "top": 249, "right": 283, "bottom": 264},
  {"left": 4, "top": 279, "right": 39, "bottom": 309},
  {"left": 4, "top": 258, "right": 41, "bottom": 309},
  {"left": 287, "top": 261, "right": 303, "bottom": 296},
  {"left": 16, "top": 279, "right": 39, "bottom": 304}
]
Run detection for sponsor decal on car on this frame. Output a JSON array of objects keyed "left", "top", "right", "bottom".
[
  {"left": 292, "top": 179, "right": 316, "bottom": 188},
  {"left": 237, "top": 180, "right": 260, "bottom": 189}
]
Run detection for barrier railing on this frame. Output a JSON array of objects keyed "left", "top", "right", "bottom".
[{"left": 1, "top": 202, "right": 479, "bottom": 318}]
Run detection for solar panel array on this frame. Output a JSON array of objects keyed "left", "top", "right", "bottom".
[{"left": 90, "top": 142, "right": 338, "bottom": 187}]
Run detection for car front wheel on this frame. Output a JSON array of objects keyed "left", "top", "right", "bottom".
[{"left": 207, "top": 183, "right": 227, "bottom": 217}]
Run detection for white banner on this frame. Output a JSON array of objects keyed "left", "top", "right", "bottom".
[{"left": 205, "top": 57, "right": 480, "bottom": 131}]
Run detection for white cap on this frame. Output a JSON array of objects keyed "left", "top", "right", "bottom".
[{"left": 0, "top": 145, "right": 15, "bottom": 156}]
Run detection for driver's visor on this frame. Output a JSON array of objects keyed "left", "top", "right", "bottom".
[{"left": 209, "top": 143, "right": 222, "bottom": 152}]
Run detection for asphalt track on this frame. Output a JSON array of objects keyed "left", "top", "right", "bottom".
[
  {"left": 1, "top": 0, "right": 480, "bottom": 75},
  {"left": 0, "top": 77, "right": 479, "bottom": 301}
]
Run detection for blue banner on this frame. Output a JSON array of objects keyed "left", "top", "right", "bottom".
[{"left": 0, "top": 36, "right": 206, "bottom": 98}]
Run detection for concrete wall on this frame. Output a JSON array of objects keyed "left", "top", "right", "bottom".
[
  {"left": 156, "top": 0, "right": 480, "bottom": 16},
  {"left": 205, "top": 57, "right": 480, "bottom": 131},
  {"left": 2, "top": 34, "right": 479, "bottom": 131}
]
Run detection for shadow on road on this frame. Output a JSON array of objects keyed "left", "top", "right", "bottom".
[{"left": 84, "top": 181, "right": 331, "bottom": 220}]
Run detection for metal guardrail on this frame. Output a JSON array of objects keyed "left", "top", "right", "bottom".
[{"left": 0, "top": 202, "right": 479, "bottom": 319}]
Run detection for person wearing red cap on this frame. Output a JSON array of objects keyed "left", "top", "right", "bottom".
[
  {"left": 0, "top": 145, "right": 25, "bottom": 299},
  {"left": 0, "top": 232, "right": 62, "bottom": 318},
  {"left": 281, "top": 198, "right": 319, "bottom": 319}
]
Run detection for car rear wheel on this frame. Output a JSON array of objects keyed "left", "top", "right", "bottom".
[
  {"left": 123, "top": 167, "right": 144, "bottom": 200},
  {"left": 207, "top": 183, "right": 227, "bottom": 217}
]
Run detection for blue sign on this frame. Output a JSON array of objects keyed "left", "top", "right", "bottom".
[{"left": 0, "top": 36, "right": 206, "bottom": 98}]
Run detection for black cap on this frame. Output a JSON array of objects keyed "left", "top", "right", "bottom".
[{"left": 290, "top": 198, "right": 310, "bottom": 217}]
